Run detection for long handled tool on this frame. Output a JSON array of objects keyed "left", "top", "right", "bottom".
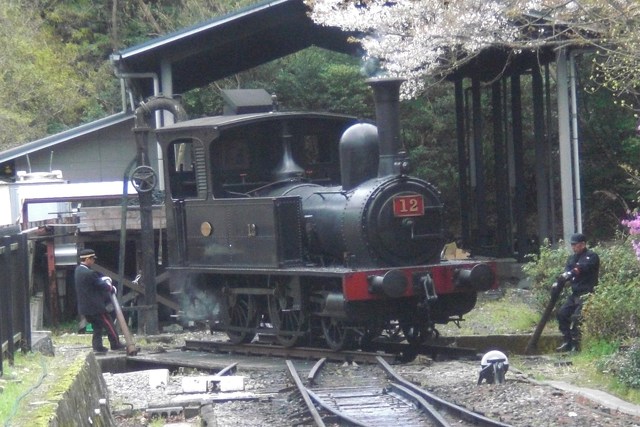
[
  {"left": 525, "top": 281, "right": 563, "bottom": 354},
  {"left": 109, "top": 292, "right": 138, "bottom": 356}
]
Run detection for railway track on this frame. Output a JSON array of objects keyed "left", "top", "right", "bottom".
[
  {"left": 286, "top": 356, "right": 512, "bottom": 427},
  {"left": 183, "top": 338, "right": 478, "bottom": 364}
]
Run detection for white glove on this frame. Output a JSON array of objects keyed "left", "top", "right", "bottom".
[
  {"left": 101, "top": 277, "right": 115, "bottom": 293},
  {"left": 561, "top": 271, "right": 573, "bottom": 280}
]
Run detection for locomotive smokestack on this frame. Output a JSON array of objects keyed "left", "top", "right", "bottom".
[{"left": 368, "top": 77, "right": 405, "bottom": 177}]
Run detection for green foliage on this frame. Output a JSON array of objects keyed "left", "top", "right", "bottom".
[
  {"left": 181, "top": 48, "right": 371, "bottom": 118},
  {"left": 576, "top": 61, "right": 640, "bottom": 238},
  {"left": 582, "top": 339, "right": 619, "bottom": 358},
  {"left": 0, "top": 1, "right": 119, "bottom": 151},
  {"left": 596, "top": 340, "right": 640, "bottom": 390},
  {"left": 582, "top": 241, "right": 640, "bottom": 342},
  {"left": 521, "top": 240, "right": 571, "bottom": 311},
  {"left": 273, "top": 48, "right": 372, "bottom": 116},
  {"left": 616, "top": 343, "right": 640, "bottom": 389},
  {"left": 0, "top": 352, "right": 49, "bottom": 425}
]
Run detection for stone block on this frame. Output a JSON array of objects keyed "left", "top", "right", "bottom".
[{"left": 148, "top": 369, "right": 170, "bottom": 388}]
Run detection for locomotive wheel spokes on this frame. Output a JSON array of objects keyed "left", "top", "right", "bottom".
[
  {"left": 321, "top": 317, "right": 355, "bottom": 351},
  {"left": 268, "top": 279, "right": 307, "bottom": 347},
  {"left": 222, "top": 293, "right": 257, "bottom": 344}
]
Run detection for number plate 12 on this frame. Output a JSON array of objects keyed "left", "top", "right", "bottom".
[{"left": 393, "top": 194, "right": 425, "bottom": 217}]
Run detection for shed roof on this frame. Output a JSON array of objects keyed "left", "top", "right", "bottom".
[
  {"left": 0, "top": 112, "right": 133, "bottom": 164},
  {"left": 110, "top": 0, "right": 360, "bottom": 97}
]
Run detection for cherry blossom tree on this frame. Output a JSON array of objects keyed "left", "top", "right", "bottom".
[{"left": 306, "top": 0, "right": 640, "bottom": 103}]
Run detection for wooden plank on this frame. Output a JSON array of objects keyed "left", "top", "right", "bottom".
[
  {"left": 1, "top": 333, "right": 22, "bottom": 354},
  {"left": 79, "top": 206, "right": 166, "bottom": 232}
]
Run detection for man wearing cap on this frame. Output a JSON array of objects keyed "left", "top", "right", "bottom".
[
  {"left": 74, "top": 249, "right": 125, "bottom": 352},
  {"left": 553, "top": 233, "right": 600, "bottom": 352}
]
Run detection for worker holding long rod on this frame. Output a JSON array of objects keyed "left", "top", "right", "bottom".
[{"left": 74, "top": 249, "right": 126, "bottom": 353}]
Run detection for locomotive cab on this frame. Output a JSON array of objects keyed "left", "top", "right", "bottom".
[{"left": 156, "top": 113, "right": 357, "bottom": 269}]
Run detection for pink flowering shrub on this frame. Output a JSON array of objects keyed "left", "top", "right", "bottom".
[{"left": 621, "top": 213, "right": 640, "bottom": 261}]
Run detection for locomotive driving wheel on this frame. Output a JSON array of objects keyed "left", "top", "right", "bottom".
[
  {"left": 321, "top": 317, "right": 356, "bottom": 351},
  {"left": 268, "top": 278, "right": 308, "bottom": 347},
  {"left": 220, "top": 291, "right": 257, "bottom": 344}
]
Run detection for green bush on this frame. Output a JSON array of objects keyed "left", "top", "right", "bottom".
[
  {"left": 582, "top": 240, "right": 640, "bottom": 342},
  {"left": 521, "top": 239, "right": 570, "bottom": 311},
  {"left": 597, "top": 340, "right": 640, "bottom": 389}
]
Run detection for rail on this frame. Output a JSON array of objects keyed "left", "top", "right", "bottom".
[{"left": 286, "top": 356, "right": 514, "bottom": 427}]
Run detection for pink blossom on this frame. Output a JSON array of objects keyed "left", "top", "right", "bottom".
[{"left": 622, "top": 214, "right": 640, "bottom": 260}]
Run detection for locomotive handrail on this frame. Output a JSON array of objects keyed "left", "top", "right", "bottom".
[
  {"left": 247, "top": 178, "right": 306, "bottom": 196},
  {"left": 410, "top": 230, "right": 445, "bottom": 240}
]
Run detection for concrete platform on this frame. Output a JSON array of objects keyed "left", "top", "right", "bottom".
[
  {"left": 438, "top": 333, "right": 563, "bottom": 355},
  {"left": 545, "top": 380, "right": 640, "bottom": 417}
]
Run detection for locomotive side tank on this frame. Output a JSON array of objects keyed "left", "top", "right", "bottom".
[{"left": 151, "top": 78, "right": 497, "bottom": 352}]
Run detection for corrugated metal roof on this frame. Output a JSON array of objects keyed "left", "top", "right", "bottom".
[
  {"left": 0, "top": 112, "right": 133, "bottom": 163},
  {"left": 116, "top": 0, "right": 288, "bottom": 59},
  {"left": 157, "top": 111, "right": 356, "bottom": 131}
]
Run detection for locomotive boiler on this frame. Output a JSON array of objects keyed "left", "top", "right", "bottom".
[{"left": 148, "top": 77, "right": 496, "bottom": 351}]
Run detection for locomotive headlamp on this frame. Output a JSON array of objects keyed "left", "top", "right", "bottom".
[
  {"left": 368, "top": 269, "right": 408, "bottom": 298},
  {"left": 394, "top": 151, "right": 411, "bottom": 175}
]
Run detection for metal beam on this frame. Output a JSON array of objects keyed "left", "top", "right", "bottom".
[{"left": 556, "top": 49, "right": 577, "bottom": 244}]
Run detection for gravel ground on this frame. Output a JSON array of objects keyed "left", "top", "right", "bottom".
[{"left": 98, "top": 330, "right": 640, "bottom": 427}]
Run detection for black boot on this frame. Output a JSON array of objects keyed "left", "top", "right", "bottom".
[{"left": 556, "top": 341, "right": 573, "bottom": 352}]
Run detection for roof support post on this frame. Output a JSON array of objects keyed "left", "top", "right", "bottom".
[
  {"left": 471, "top": 78, "right": 487, "bottom": 247},
  {"left": 556, "top": 48, "right": 581, "bottom": 244},
  {"left": 492, "top": 80, "right": 510, "bottom": 257},
  {"left": 454, "top": 80, "right": 470, "bottom": 248},
  {"left": 511, "top": 73, "right": 527, "bottom": 260},
  {"left": 532, "top": 65, "right": 551, "bottom": 244}
]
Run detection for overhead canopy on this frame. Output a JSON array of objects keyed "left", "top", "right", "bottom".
[
  {"left": 110, "top": 0, "right": 361, "bottom": 98},
  {"left": 445, "top": 46, "right": 557, "bottom": 82}
]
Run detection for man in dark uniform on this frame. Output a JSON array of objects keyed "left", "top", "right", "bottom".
[
  {"left": 553, "top": 233, "right": 600, "bottom": 352},
  {"left": 74, "top": 249, "right": 125, "bottom": 352}
]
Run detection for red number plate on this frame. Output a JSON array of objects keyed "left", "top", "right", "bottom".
[{"left": 393, "top": 194, "right": 425, "bottom": 217}]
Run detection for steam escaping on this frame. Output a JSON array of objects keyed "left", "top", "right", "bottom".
[
  {"left": 361, "top": 57, "right": 382, "bottom": 77},
  {"left": 178, "top": 279, "right": 221, "bottom": 326}
]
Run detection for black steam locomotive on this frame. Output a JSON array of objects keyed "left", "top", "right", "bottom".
[{"left": 151, "top": 78, "right": 496, "bottom": 350}]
